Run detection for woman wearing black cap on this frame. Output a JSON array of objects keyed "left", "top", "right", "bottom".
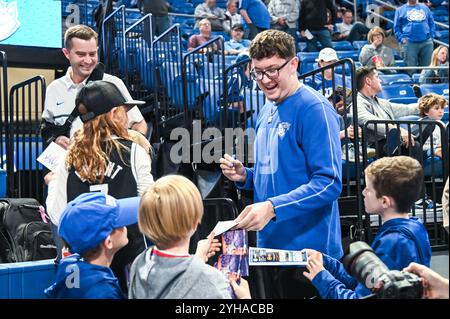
[{"left": 46, "top": 80, "right": 154, "bottom": 293}]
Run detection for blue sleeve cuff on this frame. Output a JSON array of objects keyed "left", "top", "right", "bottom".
[
  {"left": 235, "top": 167, "right": 254, "bottom": 190},
  {"left": 311, "top": 269, "right": 336, "bottom": 298}
]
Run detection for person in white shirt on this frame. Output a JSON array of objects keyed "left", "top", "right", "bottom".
[
  {"left": 335, "top": 10, "right": 370, "bottom": 42},
  {"left": 41, "top": 25, "right": 147, "bottom": 150},
  {"left": 225, "top": 0, "right": 242, "bottom": 29},
  {"left": 267, "top": 0, "right": 300, "bottom": 42}
]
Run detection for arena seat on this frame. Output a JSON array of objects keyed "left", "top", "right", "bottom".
[
  {"left": 379, "top": 73, "right": 412, "bottom": 85},
  {"left": 352, "top": 40, "right": 368, "bottom": 51},
  {"left": 332, "top": 41, "right": 354, "bottom": 51},
  {"left": 419, "top": 83, "right": 450, "bottom": 96},
  {"left": 378, "top": 84, "right": 415, "bottom": 100}
]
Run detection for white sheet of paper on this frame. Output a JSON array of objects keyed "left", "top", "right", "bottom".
[
  {"left": 212, "top": 220, "right": 239, "bottom": 237},
  {"left": 304, "top": 29, "right": 314, "bottom": 40},
  {"left": 37, "top": 142, "right": 68, "bottom": 171}
]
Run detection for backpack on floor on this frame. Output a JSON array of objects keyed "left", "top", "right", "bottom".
[{"left": 0, "top": 198, "right": 57, "bottom": 263}]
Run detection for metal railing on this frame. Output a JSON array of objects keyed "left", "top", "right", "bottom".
[
  {"left": 0, "top": 52, "right": 8, "bottom": 173},
  {"left": 182, "top": 37, "right": 226, "bottom": 129},
  {"left": 6, "top": 76, "right": 46, "bottom": 204},
  {"left": 102, "top": 5, "right": 126, "bottom": 79},
  {"left": 151, "top": 24, "right": 184, "bottom": 140},
  {"left": 124, "top": 13, "right": 153, "bottom": 100},
  {"left": 300, "top": 59, "right": 365, "bottom": 241}
]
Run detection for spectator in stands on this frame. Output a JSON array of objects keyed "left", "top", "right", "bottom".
[
  {"left": 267, "top": 0, "right": 300, "bottom": 42},
  {"left": 335, "top": 10, "right": 370, "bottom": 42},
  {"left": 359, "top": 27, "right": 395, "bottom": 70},
  {"left": 299, "top": 0, "right": 336, "bottom": 52},
  {"left": 138, "top": 0, "right": 170, "bottom": 38},
  {"left": 354, "top": 66, "right": 421, "bottom": 157},
  {"left": 304, "top": 156, "right": 432, "bottom": 299},
  {"left": 128, "top": 175, "right": 251, "bottom": 299},
  {"left": 239, "top": 0, "right": 271, "bottom": 40},
  {"left": 225, "top": 0, "right": 242, "bottom": 28},
  {"left": 314, "top": 48, "right": 352, "bottom": 108},
  {"left": 45, "top": 192, "right": 139, "bottom": 299},
  {"left": 394, "top": 0, "right": 436, "bottom": 72},
  {"left": 418, "top": 93, "right": 447, "bottom": 158},
  {"left": 188, "top": 18, "right": 222, "bottom": 52},
  {"left": 41, "top": 25, "right": 147, "bottom": 151},
  {"left": 404, "top": 262, "right": 449, "bottom": 299},
  {"left": 46, "top": 80, "right": 154, "bottom": 293},
  {"left": 419, "top": 45, "right": 449, "bottom": 84},
  {"left": 224, "top": 24, "right": 251, "bottom": 55},
  {"left": 220, "top": 30, "right": 342, "bottom": 298},
  {"left": 195, "top": 0, "right": 230, "bottom": 33}
]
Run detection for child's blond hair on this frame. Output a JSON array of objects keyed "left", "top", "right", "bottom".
[
  {"left": 138, "top": 175, "right": 203, "bottom": 249},
  {"left": 418, "top": 93, "right": 447, "bottom": 118}
]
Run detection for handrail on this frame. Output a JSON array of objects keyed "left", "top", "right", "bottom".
[{"left": 378, "top": 65, "right": 449, "bottom": 71}]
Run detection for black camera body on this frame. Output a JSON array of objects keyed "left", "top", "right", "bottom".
[{"left": 343, "top": 241, "right": 423, "bottom": 299}]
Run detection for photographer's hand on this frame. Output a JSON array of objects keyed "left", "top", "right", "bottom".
[
  {"left": 303, "top": 249, "right": 325, "bottom": 282},
  {"left": 403, "top": 263, "right": 449, "bottom": 299}
]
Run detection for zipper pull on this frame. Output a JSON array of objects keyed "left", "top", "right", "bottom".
[{"left": 39, "top": 205, "right": 48, "bottom": 223}]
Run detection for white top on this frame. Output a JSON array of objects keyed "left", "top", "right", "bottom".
[
  {"left": 46, "top": 141, "right": 153, "bottom": 226},
  {"left": 42, "top": 67, "right": 144, "bottom": 136},
  {"left": 336, "top": 22, "right": 353, "bottom": 37}
]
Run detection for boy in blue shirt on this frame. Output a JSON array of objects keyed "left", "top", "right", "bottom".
[
  {"left": 303, "top": 156, "right": 432, "bottom": 299},
  {"left": 45, "top": 192, "right": 140, "bottom": 299}
]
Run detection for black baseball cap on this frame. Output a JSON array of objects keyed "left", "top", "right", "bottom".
[
  {"left": 76, "top": 80, "right": 145, "bottom": 123},
  {"left": 232, "top": 23, "right": 244, "bottom": 31}
]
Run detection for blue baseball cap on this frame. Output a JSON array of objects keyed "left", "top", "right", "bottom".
[{"left": 58, "top": 192, "right": 140, "bottom": 255}]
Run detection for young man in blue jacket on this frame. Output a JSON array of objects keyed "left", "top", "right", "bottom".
[
  {"left": 220, "top": 29, "right": 342, "bottom": 298},
  {"left": 303, "top": 156, "right": 432, "bottom": 299},
  {"left": 45, "top": 192, "right": 140, "bottom": 299},
  {"left": 394, "top": 0, "right": 436, "bottom": 73}
]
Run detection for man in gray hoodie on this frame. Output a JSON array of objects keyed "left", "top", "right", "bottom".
[{"left": 128, "top": 175, "right": 251, "bottom": 299}]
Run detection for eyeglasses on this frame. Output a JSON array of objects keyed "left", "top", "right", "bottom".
[{"left": 250, "top": 58, "right": 293, "bottom": 81}]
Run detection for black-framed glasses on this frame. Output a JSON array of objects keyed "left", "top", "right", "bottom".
[{"left": 249, "top": 58, "right": 293, "bottom": 81}]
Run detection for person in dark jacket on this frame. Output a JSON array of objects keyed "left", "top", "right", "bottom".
[
  {"left": 304, "top": 156, "right": 432, "bottom": 299},
  {"left": 299, "top": 0, "right": 336, "bottom": 52},
  {"left": 45, "top": 192, "right": 140, "bottom": 299}
]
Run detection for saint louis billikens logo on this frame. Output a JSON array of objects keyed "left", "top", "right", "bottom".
[{"left": 0, "top": 1, "right": 20, "bottom": 42}]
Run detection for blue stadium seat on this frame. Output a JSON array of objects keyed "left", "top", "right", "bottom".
[
  {"left": 379, "top": 73, "right": 412, "bottom": 85},
  {"left": 442, "top": 107, "right": 449, "bottom": 124},
  {"left": 352, "top": 40, "right": 368, "bottom": 51},
  {"left": 332, "top": 41, "right": 354, "bottom": 51},
  {"left": 388, "top": 97, "right": 419, "bottom": 104},
  {"left": 337, "top": 50, "right": 359, "bottom": 61},
  {"left": 420, "top": 83, "right": 450, "bottom": 96},
  {"left": 297, "top": 42, "right": 308, "bottom": 52},
  {"left": 378, "top": 84, "right": 415, "bottom": 99},
  {"left": 297, "top": 52, "right": 320, "bottom": 74},
  {"left": 412, "top": 73, "right": 421, "bottom": 83}
]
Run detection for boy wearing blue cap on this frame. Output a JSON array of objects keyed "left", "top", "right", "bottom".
[{"left": 45, "top": 192, "right": 140, "bottom": 299}]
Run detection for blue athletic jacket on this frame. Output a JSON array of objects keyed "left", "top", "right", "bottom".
[{"left": 311, "top": 217, "right": 432, "bottom": 299}]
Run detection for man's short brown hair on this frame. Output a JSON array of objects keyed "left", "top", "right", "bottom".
[
  {"left": 418, "top": 93, "right": 447, "bottom": 117},
  {"left": 365, "top": 156, "right": 423, "bottom": 212},
  {"left": 249, "top": 30, "right": 295, "bottom": 60},
  {"left": 64, "top": 25, "right": 98, "bottom": 50},
  {"left": 356, "top": 66, "right": 376, "bottom": 91}
]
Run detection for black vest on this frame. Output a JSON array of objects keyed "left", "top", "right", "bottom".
[{"left": 67, "top": 139, "right": 137, "bottom": 201}]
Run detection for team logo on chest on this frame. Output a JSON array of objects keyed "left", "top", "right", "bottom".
[{"left": 277, "top": 122, "right": 291, "bottom": 137}]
